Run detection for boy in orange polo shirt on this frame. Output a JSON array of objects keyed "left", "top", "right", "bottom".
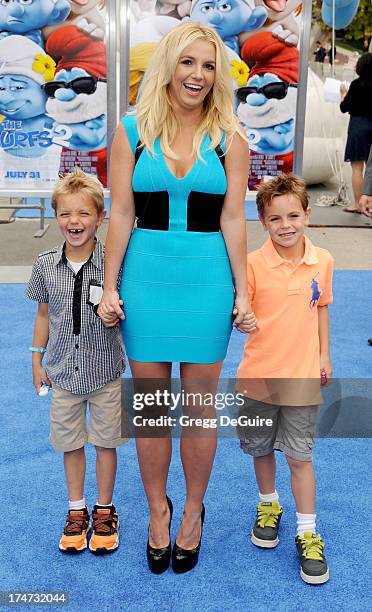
[{"left": 237, "top": 174, "right": 333, "bottom": 585}]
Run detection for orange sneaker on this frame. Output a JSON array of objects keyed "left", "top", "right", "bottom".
[
  {"left": 59, "top": 507, "right": 90, "bottom": 554},
  {"left": 89, "top": 505, "right": 119, "bottom": 555}
]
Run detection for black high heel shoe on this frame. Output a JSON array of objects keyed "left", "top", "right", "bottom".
[
  {"left": 172, "top": 504, "right": 205, "bottom": 574},
  {"left": 146, "top": 496, "right": 173, "bottom": 574}
]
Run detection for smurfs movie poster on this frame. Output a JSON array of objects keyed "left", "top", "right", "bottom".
[
  {"left": 0, "top": 0, "right": 107, "bottom": 190},
  {"left": 129, "top": 0, "right": 303, "bottom": 190}
]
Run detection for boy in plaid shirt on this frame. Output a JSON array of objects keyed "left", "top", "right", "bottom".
[{"left": 27, "top": 169, "right": 126, "bottom": 555}]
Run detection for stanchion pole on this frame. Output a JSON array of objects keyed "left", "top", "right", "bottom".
[{"left": 332, "top": 0, "right": 336, "bottom": 78}]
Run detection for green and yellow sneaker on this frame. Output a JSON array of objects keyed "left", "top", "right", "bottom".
[
  {"left": 251, "top": 501, "right": 283, "bottom": 548},
  {"left": 295, "top": 532, "right": 330, "bottom": 584}
]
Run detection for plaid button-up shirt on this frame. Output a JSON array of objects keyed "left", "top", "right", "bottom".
[{"left": 26, "top": 239, "right": 125, "bottom": 395}]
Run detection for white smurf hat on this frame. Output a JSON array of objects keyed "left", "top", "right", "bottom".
[{"left": 0, "top": 35, "right": 55, "bottom": 85}]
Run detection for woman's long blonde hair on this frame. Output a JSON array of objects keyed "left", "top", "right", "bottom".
[{"left": 135, "top": 22, "right": 245, "bottom": 159}]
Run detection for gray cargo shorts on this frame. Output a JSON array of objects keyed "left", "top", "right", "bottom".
[{"left": 237, "top": 397, "right": 319, "bottom": 462}]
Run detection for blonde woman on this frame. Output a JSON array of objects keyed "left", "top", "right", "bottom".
[{"left": 99, "top": 22, "right": 255, "bottom": 574}]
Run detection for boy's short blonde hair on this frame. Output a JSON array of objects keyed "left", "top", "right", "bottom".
[
  {"left": 51, "top": 168, "right": 105, "bottom": 214},
  {"left": 256, "top": 173, "right": 309, "bottom": 218}
]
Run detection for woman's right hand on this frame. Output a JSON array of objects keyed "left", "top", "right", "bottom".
[{"left": 98, "top": 289, "right": 125, "bottom": 327}]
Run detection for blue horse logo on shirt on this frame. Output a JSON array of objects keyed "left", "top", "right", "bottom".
[{"left": 310, "top": 274, "right": 322, "bottom": 308}]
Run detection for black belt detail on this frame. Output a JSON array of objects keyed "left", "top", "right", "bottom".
[
  {"left": 135, "top": 190, "right": 170, "bottom": 230},
  {"left": 187, "top": 190, "right": 224, "bottom": 232},
  {"left": 72, "top": 268, "right": 84, "bottom": 336}
]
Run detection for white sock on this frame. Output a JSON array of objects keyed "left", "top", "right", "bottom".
[
  {"left": 296, "top": 512, "right": 316, "bottom": 536},
  {"left": 259, "top": 490, "right": 279, "bottom": 503},
  {"left": 96, "top": 501, "right": 113, "bottom": 508},
  {"left": 68, "top": 497, "right": 86, "bottom": 511}
]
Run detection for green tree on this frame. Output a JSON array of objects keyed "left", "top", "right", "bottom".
[
  {"left": 344, "top": 0, "right": 372, "bottom": 41},
  {"left": 312, "top": 0, "right": 322, "bottom": 23}
]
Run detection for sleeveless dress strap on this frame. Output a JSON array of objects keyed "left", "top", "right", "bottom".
[
  {"left": 215, "top": 131, "right": 227, "bottom": 168},
  {"left": 120, "top": 114, "right": 140, "bottom": 155},
  {"left": 219, "top": 131, "right": 227, "bottom": 154}
]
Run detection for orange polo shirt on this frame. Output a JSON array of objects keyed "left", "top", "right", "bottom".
[{"left": 237, "top": 236, "right": 334, "bottom": 383}]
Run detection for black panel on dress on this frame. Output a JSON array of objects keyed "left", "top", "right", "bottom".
[
  {"left": 135, "top": 191, "right": 170, "bottom": 230},
  {"left": 134, "top": 140, "right": 169, "bottom": 230},
  {"left": 187, "top": 191, "right": 224, "bottom": 232},
  {"left": 134, "top": 140, "right": 226, "bottom": 231},
  {"left": 187, "top": 144, "right": 226, "bottom": 232}
]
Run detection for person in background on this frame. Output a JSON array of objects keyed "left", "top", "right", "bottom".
[
  {"left": 359, "top": 145, "right": 372, "bottom": 346},
  {"left": 359, "top": 145, "right": 372, "bottom": 217},
  {"left": 328, "top": 44, "right": 336, "bottom": 65},
  {"left": 340, "top": 53, "right": 372, "bottom": 213},
  {"left": 314, "top": 41, "right": 326, "bottom": 63},
  {"left": 363, "top": 36, "right": 371, "bottom": 54}
]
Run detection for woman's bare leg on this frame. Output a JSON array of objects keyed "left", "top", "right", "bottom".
[
  {"left": 346, "top": 160, "right": 365, "bottom": 211},
  {"left": 176, "top": 361, "right": 222, "bottom": 549},
  {"left": 129, "top": 359, "right": 172, "bottom": 548}
]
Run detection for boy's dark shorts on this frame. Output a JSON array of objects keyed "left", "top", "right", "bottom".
[{"left": 237, "top": 397, "right": 319, "bottom": 462}]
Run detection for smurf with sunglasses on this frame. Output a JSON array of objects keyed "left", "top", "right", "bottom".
[
  {"left": 45, "top": 25, "right": 107, "bottom": 185},
  {"left": 189, "top": 0, "right": 267, "bottom": 54},
  {"left": 0, "top": 0, "right": 70, "bottom": 48},
  {"left": 237, "top": 32, "right": 299, "bottom": 188}
]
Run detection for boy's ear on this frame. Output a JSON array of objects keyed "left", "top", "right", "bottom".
[
  {"left": 259, "top": 214, "right": 268, "bottom": 231},
  {"left": 97, "top": 208, "right": 106, "bottom": 225},
  {"left": 304, "top": 207, "right": 311, "bottom": 225}
]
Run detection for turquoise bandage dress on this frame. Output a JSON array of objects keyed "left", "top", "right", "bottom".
[{"left": 119, "top": 114, "right": 234, "bottom": 363}]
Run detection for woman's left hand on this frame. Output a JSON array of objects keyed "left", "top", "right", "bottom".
[{"left": 232, "top": 295, "right": 257, "bottom": 333}]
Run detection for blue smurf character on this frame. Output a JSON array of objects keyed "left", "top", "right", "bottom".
[
  {"left": 45, "top": 66, "right": 106, "bottom": 151},
  {"left": 237, "top": 71, "right": 297, "bottom": 156},
  {"left": 321, "top": 0, "right": 360, "bottom": 30},
  {"left": 0, "top": 0, "right": 70, "bottom": 48},
  {"left": 0, "top": 35, "right": 56, "bottom": 157},
  {"left": 190, "top": 0, "right": 267, "bottom": 54},
  {"left": 238, "top": 31, "right": 298, "bottom": 187},
  {"left": 45, "top": 24, "right": 107, "bottom": 185}
]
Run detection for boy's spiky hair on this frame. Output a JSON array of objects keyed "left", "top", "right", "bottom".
[
  {"left": 51, "top": 167, "right": 104, "bottom": 214},
  {"left": 256, "top": 173, "right": 309, "bottom": 218}
]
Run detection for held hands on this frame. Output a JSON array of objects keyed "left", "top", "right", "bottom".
[
  {"left": 98, "top": 289, "right": 125, "bottom": 328},
  {"left": 237, "top": 312, "right": 258, "bottom": 334},
  {"left": 233, "top": 295, "right": 257, "bottom": 334},
  {"left": 32, "top": 363, "right": 51, "bottom": 395}
]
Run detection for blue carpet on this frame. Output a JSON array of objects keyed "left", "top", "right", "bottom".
[{"left": 1, "top": 273, "right": 371, "bottom": 611}]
